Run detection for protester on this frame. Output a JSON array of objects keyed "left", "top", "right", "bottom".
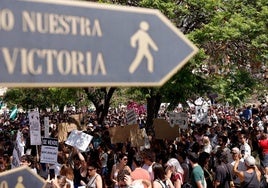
[
  {"left": 213, "top": 135, "right": 233, "bottom": 164},
  {"left": 1, "top": 96, "right": 268, "bottom": 188},
  {"left": 198, "top": 152, "right": 213, "bottom": 188},
  {"left": 110, "top": 153, "right": 132, "bottom": 188},
  {"left": 81, "top": 163, "right": 103, "bottom": 188},
  {"left": 20, "top": 154, "right": 38, "bottom": 174},
  {"left": 233, "top": 156, "right": 261, "bottom": 187},
  {"left": 239, "top": 133, "right": 251, "bottom": 159},
  {"left": 131, "top": 154, "right": 151, "bottom": 183},
  {"left": 165, "top": 158, "right": 184, "bottom": 188},
  {"left": 60, "top": 165, "right": 75, "bottom": 188},
  {"left": 72, "top": 149, "right": 87, "bottom": 188},
  {"left": 258, "top": 131, "right": 268, "bottom": 182},
  {"left": 213, "top": 149, "right": 234, "bottom": 188},
  {"left": 177, "top": 151, "right": 190, "bottom": 184},
  {"left": 50, "top": 175, "right": 71, "bottom": 188},
  {"left": 141, "top": 150, "right": 156, "bottom": 182},
  {"left": 187, "top": 152, "right": 206, "bottom": 188},
  {"left": 201, "top": 136, "right": 212, "bottom": 154},
  {"left": 229, "top": 147, "right": 247, "bottom": 187},
  {"left": 98, "top": 145, "right": 109, "bottom": 181},
  {"left": 152, "top": 163, "right": 174, "bottom": 188}
]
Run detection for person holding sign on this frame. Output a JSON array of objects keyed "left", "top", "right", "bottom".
[
  {"left": 72, "top": 148, "right": 88, "bottom": 188},
  {"left": 80, "top": 163, "right": 103, "bottom": 188}
]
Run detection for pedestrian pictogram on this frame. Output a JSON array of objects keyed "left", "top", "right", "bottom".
[
  {"left": 15, "top": 176, "right": 25, "bottom": 188},
  {"left": 0, "top": 166, "right": 46, "bottom": 188},
  {"left": 0, "top": 0, "right": 198, "bottom": 87},
  {"left": 129, "top": 21, "right": 159, "bottom": 74}
]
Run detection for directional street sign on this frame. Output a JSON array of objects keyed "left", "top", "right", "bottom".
[
  {"left": 0, "top": 0, "right": 198, "bottom": 87},
  {"left": 0, "top": 166, "right": 46, "bottom": 188}
]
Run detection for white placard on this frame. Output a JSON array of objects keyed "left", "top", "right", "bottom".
[
  {"left": 169, "top": 112, "right": 188, "bottom": 129},
  {"left": 40, "top": 138, "right": 58, "bottom": 164},
  {"left": 29, "top": 110, "right": 42, "bottom": 145},
  {"left": 195, "top": 105, "right": 208, "bottom": 124},
  {"left": 65, "top": 130, "right": 93, "bottom": 152},
  {"left": 126, "top": 109, "right": 137, "bottom": 125}
]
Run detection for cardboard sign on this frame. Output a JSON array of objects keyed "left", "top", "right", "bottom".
[
  {"left": 153, "top": 119, "right": 179, "bottom": 140},
  {"left": 108, "top": 124, "right": 143, "bottom": 146}
]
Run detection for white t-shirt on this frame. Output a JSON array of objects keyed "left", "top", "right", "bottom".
[{"left": 240, "top": 143, "right": 251, "bottom": 159}]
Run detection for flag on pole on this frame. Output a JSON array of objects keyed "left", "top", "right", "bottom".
[{"left": 9, "top": 106, "right": 18, "bottom": 120}]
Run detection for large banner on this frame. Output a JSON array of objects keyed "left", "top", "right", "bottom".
[
  {"left": 40, "top": 138, "right": 58, "bottom": 164},
  {"left": 29, "top": 110, "right": 42, "bottom": 145}
]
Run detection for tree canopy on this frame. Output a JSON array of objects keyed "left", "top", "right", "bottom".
[{"left": 2, "top": 0, "right": 267, "bottom": 130}]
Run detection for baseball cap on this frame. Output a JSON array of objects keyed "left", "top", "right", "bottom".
[
  {"left": 231, "top": 147, "right": 240, "bottom": 154},
  {"left": 244, "top": 156, "right": 256, "bottom": 167}
]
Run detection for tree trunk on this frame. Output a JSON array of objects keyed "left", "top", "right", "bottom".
[
  {"left": 145, "top": 90, "right": 162, "bottom": 136},
  {"left": 84, "top": 87, "right": 117, "bottom": 126},
  {"left": 98, "top": 87, "right": 116, "bottom": 125}
]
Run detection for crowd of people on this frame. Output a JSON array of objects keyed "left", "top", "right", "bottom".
[{"left": 0, "top": 100, "right": 268, "bottom": 188}]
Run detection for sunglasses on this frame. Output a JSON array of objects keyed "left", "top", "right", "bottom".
[
  {"left": 122, "top": 158, "right": 128, "bottom": 161},
  {"left": 88, "top": 168, "right": 95, "bottom": 171}
]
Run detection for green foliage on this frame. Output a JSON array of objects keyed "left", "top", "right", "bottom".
[
  {"left": 139, "top": 0, "right": 177, "bottom": 19},
  {"left": 3, "top": 88, "right": 85, "bottom": 112},
  {"left": 4, "top": 88, "right": 51, "bottom": 110},
  {"left": 212, "top": 70, "right": 257, "bottom": 107},
  {"left": 48, "top": 88, "right": 83, "bottom": 111},
  {"left": 3, "top": 0, "right": 267, "bottom": 122}
]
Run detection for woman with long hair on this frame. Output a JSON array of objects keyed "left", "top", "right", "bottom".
[
  {"left": 165, "top": 158, "right": 184, "bottom": 188},
  {"left": 152, "top": 163, "right": 174, "bottom": 188},
  {"left": 60, "top": 165, "right": 75, "bottom": 188}
]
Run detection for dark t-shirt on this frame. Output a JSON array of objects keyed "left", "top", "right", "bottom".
[
  {"left": 215, "top": 164, "right": 232, "bottom": 188},
  {"left": 73, "top": 167, "right": 88, "bottom": 188}
]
